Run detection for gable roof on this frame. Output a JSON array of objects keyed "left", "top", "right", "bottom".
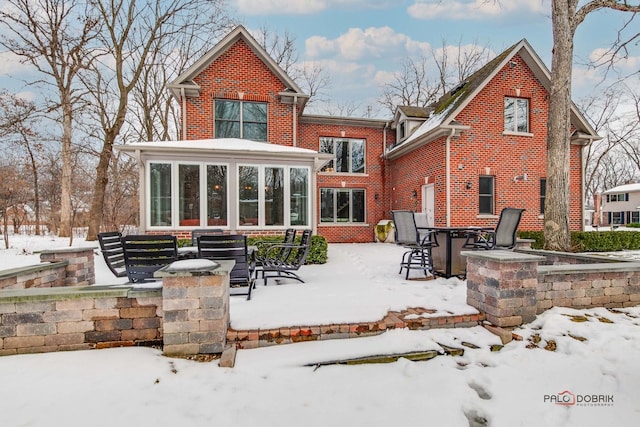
[
  {"left": 167, "top": 25, "right": 309, "bottom": 109},
  {"left": 386, "top": 39, "right": 600, "bottom": 159}
]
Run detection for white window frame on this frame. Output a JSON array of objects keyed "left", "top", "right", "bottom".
[
  {"left": 503, "top": 97, "right": 531, "bottom": 135},
  {"left": 236, "top": 164, "right": 311, "bottom": 229}
]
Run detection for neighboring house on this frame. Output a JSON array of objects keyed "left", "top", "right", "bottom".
[
  {"left": 118, "top": 26, "right": 598, "bottom": 242},
  {"left": 598, "top": 183, "right": 640, "bottom": 226}
]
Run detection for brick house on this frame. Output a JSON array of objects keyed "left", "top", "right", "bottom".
[{"left": 119, "top": 26, "right": 598, "bottom": 242}]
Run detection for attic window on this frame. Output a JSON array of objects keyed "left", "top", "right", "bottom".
[{"left": 504, "top": 97, "right": 529, "bottom": 133}]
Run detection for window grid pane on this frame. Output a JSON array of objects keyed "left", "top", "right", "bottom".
[
  {"left": 207, "top": 165, "right": 227, "bottom": 226},
  {"left": 239, "top": 166, "right": 258, "bottom": 226},
  {"left": 179, "top": 165, "right": 200, "bottom": 226},
  {"left": 150, "top": 163, "right": 172, "bottom": 226},
  {"left": 265, "top": 167, "right": 284, "bottom": 226},
  {"left": 479, "top": 176, "right": 494, "bottom": 215},
  {"left": 290, "top": 168, "right": 309, "bottom": 226}
]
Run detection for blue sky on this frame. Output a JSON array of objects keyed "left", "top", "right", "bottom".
[
  {"left": 1, "top": 0, "right": 637, "bottom": 120},
  {"left": 230, "top": 0, "right": 640, "bottom": 117}
]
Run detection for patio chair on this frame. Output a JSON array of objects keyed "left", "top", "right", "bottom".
[
  {"left": 122, "top": 234, "right": 178, "bottom": 283},
  {"left": 97, "top": 231, "right": 127, "bottom": 278},
  {"left": 190, "top": 228, "right": 224, "bottom": 246},
  {"left": 257, "top": 229, "right": 312, "bottom": 286},
  {"left": 253, "top": 228, "right": 297, "bottom": 267},
  {"left": 198, "top": 234, "right": 255, "bottom": 300},
  {"left": 391, "top": 210, "right": 439, "bottom": 279},
  {"left": 463, "top": 207, "right": 525, "bottom": 250}
]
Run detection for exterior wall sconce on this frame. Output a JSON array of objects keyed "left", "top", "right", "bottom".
[
  {"left": 466, "top": 182, "right": 472, "bottom": 190},
  {"left": 412, "top": 189, "right": 418, "bottom": 198},
  {"left": 374, "top": 193, "right": 379, "bottom": 200}
]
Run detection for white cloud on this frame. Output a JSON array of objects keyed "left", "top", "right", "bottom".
[
  {"left": 306, "top": 26, "right": 431, "bottom": 61},
  {"left": 235, "top": 0, "right": 329, "bottom": 15},
  {"left": 589, "top": 47, "right": 640, "bottom": 72},
  {"left": 234, "top": 0, "right": 394, "bottom": 15},
  {"left": 0, "top": 51, "right": 32, "bottom": 75},
  {"left": 407, "top": 0, "right": 548, "bottom": 21}
]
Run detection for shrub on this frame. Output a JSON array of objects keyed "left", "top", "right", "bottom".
[
  {"left": 518, "top": 230, "right": 640, "bottom": 252},
  {"left": 248, "top": 233, "right": 328, "bottom": 264}
]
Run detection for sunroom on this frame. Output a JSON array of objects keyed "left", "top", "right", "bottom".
[{"left": 118, "top": 138, "right": 333, "bottom": 234}]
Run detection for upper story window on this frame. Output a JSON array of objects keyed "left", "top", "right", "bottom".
[
  {"left": 215, "top": 100, "right": 267, "bottom": 141},
  {"left": 504, "top": 97, "right": 529, "bottom": 133},
  {"left": 319, "top": 137, "right": 365, "bottom": 173},
  {"left": 606, "top": 193, "right": 629, "bottom": 202},
  {"left": 479, "top": 175, "right": 495, "bottom": 215}
]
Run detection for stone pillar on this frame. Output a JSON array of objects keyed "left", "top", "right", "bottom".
[
  {"left": 463, "top": 250, "right": 545, "bottom": 328},
  {"left": 156, "top": 260, "right": 233, "bottom": 356},
  {"left": 40, "top": 247, "right": 95, "bottom": 286}
]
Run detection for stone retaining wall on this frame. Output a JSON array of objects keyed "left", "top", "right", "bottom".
[
  {"left": 537, "top": 263, "right": 640, "bottom": 313},
  {"left": 0, "top": 248, "right": 95, "bottom": 290},
  {"left": 465, "top": 249, "right": 640, "bottom": 328},
  {"left": 0, "top": 287, "right": 162, "bottom": 356}
]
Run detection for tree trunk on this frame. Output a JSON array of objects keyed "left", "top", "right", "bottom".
[
  {"left": 86, "top": 133, "right": 115, "bottom": 241},
  {"left": 58, "top": 100, "right": 73, "bottom": 237},
  {"left": 544, "top": 1, "right": 575, "bottom": 251},
  {"left": 25, "top": 138, "right": 40, "bottom": 235}
]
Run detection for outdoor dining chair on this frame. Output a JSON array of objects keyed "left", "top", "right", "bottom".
[
  {"left": 391, "top": 210, "right": 439, "bottom": 279},
  {"left": 190, "top": 228, "right": 224, "bottom": 246},
  {"left": 463, "top": 207, "right": 525, "bottom": 250},
  {"left": 122, "top": 234, "right": 178, "bottom": 283},
  {"left": 197, "top": 234, "right": 255, "bottom": 300},
  {"left": 253, "top": 228, "right": 297, "bottom": 267},
  {"left": 256, "top": 229, "right": 312, "bottom": 286},
  {"left": 97, "top": 231, "right": 127, "bottom": 278}
]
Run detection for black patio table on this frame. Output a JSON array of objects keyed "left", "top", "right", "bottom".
[{"left": 419, "top": 226, "right": 492, "bottom": 279}]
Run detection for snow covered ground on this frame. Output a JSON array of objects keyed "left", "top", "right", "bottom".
[{"left": 1, "top": 234, "right": 640, "bottom": 426}]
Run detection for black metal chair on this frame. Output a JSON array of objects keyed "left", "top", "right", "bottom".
[
  {"left": 197, "top": 234, "right": 254, "bottom": 300},
  {"left": 391, "top": 210, "right": 439, "bottom": 279},
  {"left": 257, "top": 229, "right": 312, "bottom": 286},
  {"left": 253, "top": 228, "right": 297, "bottom": 267},
  {"left": 122, "top": 234, "right": 178, "bottom": 283},
  {"left": 97, "top": 231, "right": 127, "bottom": 278},
  {"left": 463, "top": 207, "right": 525, "bottom": 250}
]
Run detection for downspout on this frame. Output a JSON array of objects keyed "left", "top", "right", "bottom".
[
  {"left": 292, "top": 95, "right": 298, "bottom": 146},
  {"left": 445, "top": 128, "right": 455, "bottom": 227},
  {"left": 180, "top": 87, "right": 187, "bottom": 140}
]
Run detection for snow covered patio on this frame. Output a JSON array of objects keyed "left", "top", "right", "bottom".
[{"left": 95, "top": 242, "right": 483, "bottom": 348}]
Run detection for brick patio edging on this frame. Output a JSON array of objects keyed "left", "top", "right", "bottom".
[{"left": 226, "top": 309, "right": 486, "bottom": 349}]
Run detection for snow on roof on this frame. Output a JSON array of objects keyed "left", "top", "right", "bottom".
[
  {"left": 604, "top": 182, "right": 640, "bottom": 194},
  {"left": 117, "top": 138, "right": 322, "bottom": 155}
]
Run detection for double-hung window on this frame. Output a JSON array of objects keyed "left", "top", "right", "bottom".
[
  {"left": 504, "top": 97, "right": 529, "bottom": 133},
  {"left": 319, "top": 137, "right": 365, "bottom": 173},
  {"left": 215, "top": 100, "right": 267, "bottom": 141},
  {"left": 320, "top": 188, "right": 365, "bottom": 223},
  {"left": 479, "top": 176, "right": 495, "bottom": 215}
]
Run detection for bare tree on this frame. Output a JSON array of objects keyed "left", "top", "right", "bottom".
[
  {"left": 84, "top": 0, "right": 232, "bottom": 241},
  {"left": 378, "top": 40, "right": 491, "bottom": 116},
  {"left": 581, "top": 86, "right": 640, "bottom": 216},
  {"left": 0, "top": 0, "right": 100, "bottom": 239},
  {"left": 545, "top": 0, "right": 640, "bottom": 251},
  {"left": 0, "top": 91, "right": 44, "bottom": 234}
]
